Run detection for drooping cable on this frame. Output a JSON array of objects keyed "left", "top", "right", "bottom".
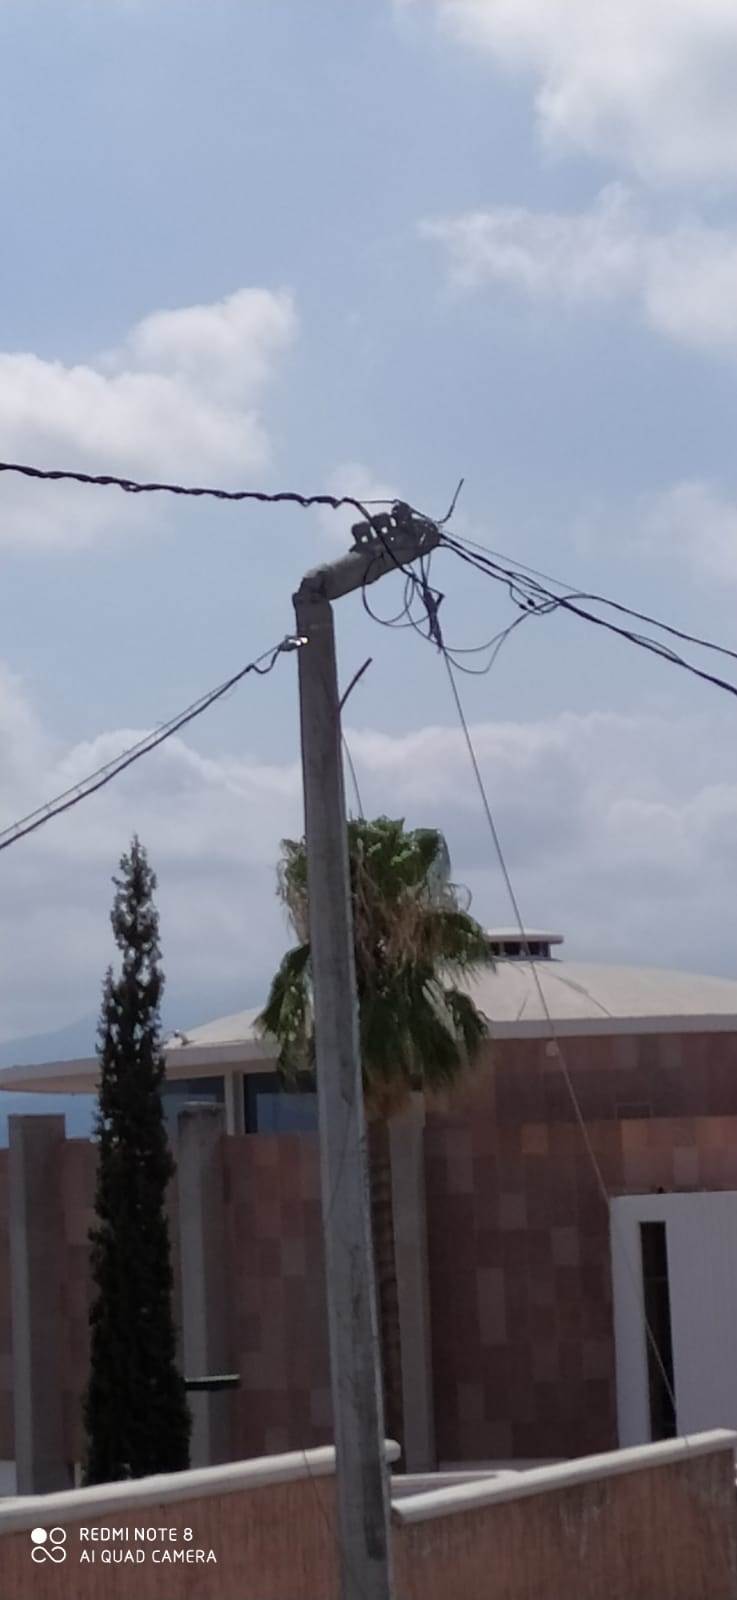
[
  {"left": 451, "top": 531, "right": 737, "bottom": 668},
  {"left": 441, "top": 532, "right": 737, "bottom": 701},
  {"left": 0, "top": 636, "right": 304, "bottom": 853},
  {"left": 339, "top": 657, "right": 373, "bottom": 820}
]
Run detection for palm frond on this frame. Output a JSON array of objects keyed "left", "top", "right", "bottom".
[
  {"left": 256, "top": 942, "right": 313, "bottom": 1081},
  {"left": 442, "top": 986, "right": 489, "bottom": 1058},
  {"left": 265, "top": 816, "right": 493, "bottom": 1118}
]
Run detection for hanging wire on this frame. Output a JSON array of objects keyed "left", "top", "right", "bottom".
[
  {"left": 0, "top": 636, "right": 305, "bottom": 853},
  {"left": 339, "top": 657, "right": 373, "bottom": 819},
  {"left": 0, "top": 457, "right": 394, "bottom": 521},
  {"left": 439, "top": 532, "right": 737, "bottom": 702},
  {"left": 451, "top": 531, "right": 737, "bottom": 668},
  {"left": 440, "top": 646, "right": 684, "bottom": 1437}
]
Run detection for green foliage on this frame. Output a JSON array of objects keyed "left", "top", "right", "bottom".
[
  {"left": 83, "top": 838, "right": 191, "bottom": 1485},
  {"left": 259, "top": 816, "right": 493, "bottom": 1115}
]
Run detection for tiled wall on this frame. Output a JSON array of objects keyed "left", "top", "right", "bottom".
[
  {"left": 3, "top": 1029, "right": 737, "bottom": 1471},
  {"left": 0, "top": 1131, "right": 330, "bottom": 1466},
  {"left": 59, "top": 1140, "right": 97, "bottom": 1464},
  {"left": 0, "top": 1154, "right": 11, "bottom": 1460},
  {"left": 223, "top": 1133, "right": 331, "bottom": 1457},
  {"left": 425, "top": 1032, "right": 737, "bottom": 1463}
]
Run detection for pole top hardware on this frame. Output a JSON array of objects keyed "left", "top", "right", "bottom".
[
  {"left": 350, "top": 501, "right": 432, "bottom": 552},
  {"left": 295, "top": 505, "right": 441, "bottom": 608}
]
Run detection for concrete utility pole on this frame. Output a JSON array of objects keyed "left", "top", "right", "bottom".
[{"left": 293, "top": 507, "right": 440, "bottom": 1600}]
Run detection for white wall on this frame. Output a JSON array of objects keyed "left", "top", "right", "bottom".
[{"left": 611, "top": 1191, "right": 737, "bottom": 1446}]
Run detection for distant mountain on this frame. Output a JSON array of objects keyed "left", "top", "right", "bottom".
[
  {"left": 0, "top": 1091, "right": 97, "bottom": 1145},
  {"left": 0, "top": 1014, "right": 98, "bottom": 1069},
  {"left": 0, "top": 978, "right": 262, "bottom": 1146},
  {"left": 0, "top": 1015, "right": 99, "bottom": 1145}
]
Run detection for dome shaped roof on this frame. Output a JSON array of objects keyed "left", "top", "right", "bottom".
[
  {"left": 463, "top": 958, "right": 737, "bottom": 1037},
  {"left": 4, "top": 935, "right": 737, "bottom": 1101}
]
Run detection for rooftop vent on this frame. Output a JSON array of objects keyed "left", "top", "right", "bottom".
[{"left": 486, "top": 928, "right": 563, "bottom": 962}]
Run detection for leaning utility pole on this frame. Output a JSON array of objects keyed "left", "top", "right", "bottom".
[{"left": 293, "top": 506, "right": 440, "bottom": 1600}]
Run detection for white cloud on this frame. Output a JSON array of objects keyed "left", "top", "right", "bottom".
[
  {"left": 642, "top": 481, "right": 737, "bottom": 585},
  {"left": 576, "top": 477, "right": 737, "bottom": 585},
  {"left": 3, "top": 667, "right": 737, "bottom": 1042},
  {"left": 317, "top": 462, "right": 398, "bottom": 546},
  {"left": 0, "top": 287, "right": 297, "bottom": 550},
  {"left": 424, "top": 185, "right": 737, "bottom": 357},
  {"left": 403, "top": 0, "right": 737, "bottom": 183},
  {"left": 425, "top": 183, "right": 639, "bottom": 299},
  {"left": 117, "top": 288, "right": 296, "bottom": 406},
  {"left": 0, "top": 668, "right": 304, "bottom": 1041},
  {"left": 349, "top": 707, "right": 737, "bottom": 972}
]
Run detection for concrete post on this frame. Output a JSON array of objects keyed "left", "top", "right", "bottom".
[
  {"left": 390, "top": 1098, "right": 436, "bottom": 1471},
  {"left": 294, "top": 509, "right": 440, "bottom": 1600},
  {"left": 9, "top": 1115, "right": 72, "bottom": 1494},
  {"left": 177, "top": 1105, "right": 232, "bottom": 1467},
  {"left": 295, "top": 586, "right": 394, "bottom": 1600},
  {"left": 223, "top": 1071, "right": 245, "bottom": 1135}
]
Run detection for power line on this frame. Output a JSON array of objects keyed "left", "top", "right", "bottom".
[
  {"left": 0, "top": 458, "right": 394, "bottom": 520},
  {"left": 342, "top": 737, "right": 365, "bottom": 819},
  {"left": 353, "top": 535, "right": 687, "bottom": 1451},
  {"left": 339, "top": 657, "right": 373, "bottom": 713},
  {"left": 7, "top": 450, "right": 737, "bottom": 688},
  {"left": 339, "top": 658, "right": 372, "bottom": 819},
  {"left": 357, "top": 528, "right": 690, "bottom": 1429},
  {"left": 448, "top": 531, "right": 737, "bottom": 669},
  {"left": 0, "top": 450, "right": 447, "bottom": 672},
  {"left": 0, "top": 507, "right": 439, "bottom": 859},
  {"left": 440, "top": 611, "right": 534, "bottom": 677},
  {"left": 0, "top": 636, "right": 304, "bottom": 854},
  {"left": 0, "top": 455, "right": 449, "bottom": 620},
  {"left": 440, "top": 532, "right": 737, "bottom": 703},
  {"left": 440, "top": 648, "right": 683, "bottom": 1437}
]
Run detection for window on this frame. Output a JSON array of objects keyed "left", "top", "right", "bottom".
[
  {"left": 163, "top": 1075, "right": 224, "bottom": 1104},
  {"left": 489, "top": 939, "right": 551, "bottom": 960},
  {"left": 243, "top": 1072, "right": 318, "bottom": 1135},
  {"left": 640, "top": 1221, "right": 677, "bottom": 1440}
]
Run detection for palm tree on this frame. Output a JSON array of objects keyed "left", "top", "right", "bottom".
[{"left": 257, "top": 815, "right": 494, "bottom": 1453}]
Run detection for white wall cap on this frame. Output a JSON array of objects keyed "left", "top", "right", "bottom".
[
  {"left": 0, "top": 1441, "right": 400, "bottom": 1534},
  {"left": 390, "top": 1430, "right": 736, "bottom": 1524},
  {"left": 392, "top": 1469, "right": 519, "bottom": 1498}
]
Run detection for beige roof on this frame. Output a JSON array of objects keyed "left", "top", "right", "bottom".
[
  {"left": 165, "top": 953, "right": 737, "bottom": 1043},
  {"left": 166, "top": 960, "right": 737, "bottom": 1041},
  {"left": 3, "top": 955, "right": 737, "bottom": 1095},
  {"left": 166, "top": 1007, "right": 267, "bottom": 1051},
  {"left": 0, "top": 1011, "right": 276, "bottom": 1095},
  {"left": 463, "top": 960, "right": 737, "bottom": 1037}
]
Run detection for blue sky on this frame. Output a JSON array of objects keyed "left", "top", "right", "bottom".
[{"left": 2, "top": 0, "right": 737, "bottom": 1067}]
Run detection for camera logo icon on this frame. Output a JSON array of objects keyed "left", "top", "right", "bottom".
[{"left": 31, "top": 1527, "right": 67, "bottom": 1563}]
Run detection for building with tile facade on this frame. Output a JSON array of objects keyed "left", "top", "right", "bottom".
[{"left": 3, "top": 929, "right": 737, "bottom": 1490}]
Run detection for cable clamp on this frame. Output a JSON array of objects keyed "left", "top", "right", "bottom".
[{"left": 350, "top": 501, "right": 430, "bottom": 552}]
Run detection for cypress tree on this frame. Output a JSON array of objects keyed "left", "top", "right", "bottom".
[{"left": 83, "top": 836, "right": 191, "bottom": 1484}]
